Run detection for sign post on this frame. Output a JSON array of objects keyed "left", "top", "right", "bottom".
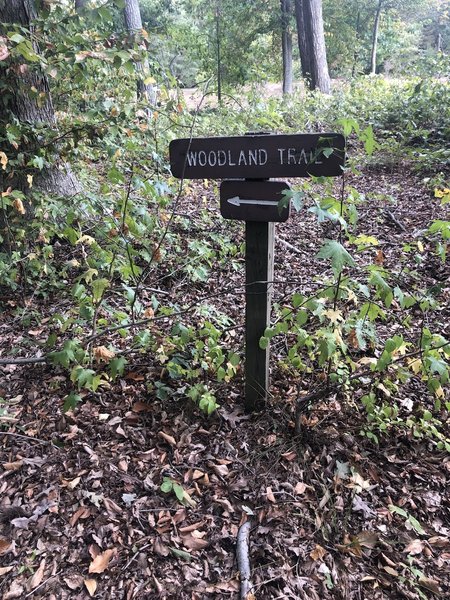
[{"left": 169, "top": 132, "right": 345, "bottom": 411}]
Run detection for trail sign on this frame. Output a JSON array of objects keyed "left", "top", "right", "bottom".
[
  {"left": 220, "top": 180, "right": 291, "bottom": 222},
  {"left": 169, "top": 133, "right": 345, "bottom": 180},
  {"left": 168, "top": 131, "right": 345, "bottom": 413}
]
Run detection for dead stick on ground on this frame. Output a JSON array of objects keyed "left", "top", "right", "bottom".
[{"left": 236, "top": 520, "right": 253, "bottom": 599}]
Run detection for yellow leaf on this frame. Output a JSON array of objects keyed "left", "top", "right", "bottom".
[
  {"left": 88, "top": 548, "right": 116, "bottom": 574},
  {"left": 310, "top": 544, "right": 327, "bottom": 561},
  {"left": 0, "top": 151, "right": 8, "bottom": 170},
  {"left": 144, "top": 76, "right": 156, "bottom": 85},
  {"left": 27, "top": 174, "right": 33, "bottom": 188},
  {"left": 408, "top": 358, "right": 422, "bottom": 374},
  {"left": 84, "top": 578, "right": 97, "bottom": 596},
  {"left": 325, "top": 309, "right": 343, "bottom": 324},
  {"left": 13, "top": 198, "right": 26, "bottom": 215},
  {"left": 76, "top": 234, "right": 96, "bottom": 246}
]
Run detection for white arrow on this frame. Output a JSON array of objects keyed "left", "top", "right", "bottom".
[{"left": 227, "top": 196, "right": 279, "bottom": 207}]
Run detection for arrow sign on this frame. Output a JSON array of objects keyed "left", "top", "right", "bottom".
[
  {"left": 220, "top": 180, "right": 291, "bottom": 222},
  {"left": 228, "top": 196, "right": 279, "bottom": 208}
]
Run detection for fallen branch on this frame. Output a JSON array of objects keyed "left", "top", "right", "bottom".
[
  {"left": 236, "top": 520, "right": 253, "bottom": 600},
  {"left": 0, "top": 356, "right": 46, "bottom": 366},
  {"left": 277, "top": 237, "right": 303, "bottom": 255}
]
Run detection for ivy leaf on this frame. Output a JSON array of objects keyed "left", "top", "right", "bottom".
[
  {"left": 316, "top": 240, "right": 355, "bottom": 277},
  {"left": 63, "top": 392, "right": 81, "bottom": 412}
]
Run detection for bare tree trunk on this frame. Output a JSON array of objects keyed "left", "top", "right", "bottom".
[
  {"left": 306, "top": 0, "right": 331, "bottom": 93},
  {"left": 295, "top": 0, "right": 330, "bottom": 93},
  {"left": 295, "top": 0, "right": 312, "bottom": 82},
  {"left": 216, "top": 0, "right": 222, "bottom": 103},
  {"left": 351, "top": 10, "right": 361, "bottom": 78},
  {"left": 123, "top": 0, "right": 157, "bottom": 105},
  {"left": 370, "top": 0, "right": 383, "bottom": 74},
  {"left": 281, "top": 0, "right": 293, "bottom": 95},
  {"left": 0, "top": 0, "right": 80, "bottom": 199}
]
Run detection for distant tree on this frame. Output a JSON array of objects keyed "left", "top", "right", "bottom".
[
  {"left": 281, "top": 0, "right": 293, "bottom": 94},
  {"left": 295, "top": 0, "right": 331, "bottom": 93},
  {"left": 123, "top": 0, "right": 157, "bottom": 104},
  {"left": 0, "top": 0, "right": 80, "bottom": 199}
]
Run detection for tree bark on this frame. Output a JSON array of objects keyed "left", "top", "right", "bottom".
[
  {"left": 370, "top": 0, "right": 383, "bottom": 74},
  {"left": 295, "top": 0, "right": 330, "bottom": 93},
  {"left": 123, "top": 0, "right": 157, "bottom": 105},
  {"left": 295, "top": 0, "right": 312, "bottom": 82},
  {"left": 281, "top": 0, "right": 293, "bottom": 95},
  {"left": 0, "top": 0, "right": 80, "bottom": 199}
]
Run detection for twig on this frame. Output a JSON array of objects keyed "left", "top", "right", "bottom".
[
  {"left": 0, "top": 431, "right": 52, "bottom": 445},
  {"left": 122, "top": 543, "right": 152, "bottom": 571},
  {"left": 236, "top": 520, "right": 253, "bottom": 600},
  {"left": 277, "top": 237, "right": 303, "bottom": 255},
  {"left": 0, "top": 356, "right": 46, "bottom": 365},
  {"left": 24, "top": 572, "right": 60, "bottom": 598}
]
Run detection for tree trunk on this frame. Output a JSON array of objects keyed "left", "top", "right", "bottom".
[
  {"left": 281, "top": 0, "right": 293, "bottom": 95},
  {"left": 295, "top": 0, "right": 330, "bottom": 93},
  {"left": 306, "top": 0, "right": 331, "bottom": 93},
  {"left": 123, "top": 0, "right": 157, "bottom": 105},
  {"left": 295, "top": 0, "right": 312, "bottom": 82},
  {"left": 370, "top": 0, "right": 383, "bottom": 74},
  {"left": 216, "top": 0, "right": 222, "bottom": 103},
  {"left": 351, "top": 10, "right": 361, "bottom": 78},
  {"left": 0, "top": 0, "right": 80, "bottom": 199}
]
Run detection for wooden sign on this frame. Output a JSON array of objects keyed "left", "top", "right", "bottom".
[
  {"left": 220, "top": 180, "right": 291, "bottom": 222},
  {"left": 169, "top": 133, "right": 345, "bottom": 179}
]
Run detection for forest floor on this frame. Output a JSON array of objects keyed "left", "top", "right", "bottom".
[{"left": 0, "top": 158, "right": 449, "bottom": 599}]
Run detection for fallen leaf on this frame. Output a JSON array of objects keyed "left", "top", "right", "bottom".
[
  {"left": 63, "top": 574, "right": 84, "bottom": 590},
  {"left": 357, "top": 531, "right": 379, "bottom": 549},
  {"left": 28, "top": 559, "right": 46, "bottom": 590},
  {"left": 281, "top": 450, "right": 297, "bottom": 461},
  {"left": 266, "top": 487, "right": 276, "bottom": 503},
  {"left": 418, "top": 577, "right": 440, "bottom": 593},
  {"left": 88, "top": 548, "right": 116, "bottom": 574},
  {"left": 0, "top": 538, "right": 12, "bottom": 555},
  {"left": 294, "top": 482, "right": 307, "bottom": 495},
  {"left": 13, "top": 198, "right": 26, "bottom": 215},
  {"left": 383, "top": 566, "right": 399, "bottom": 577},
  {"left": 181, "top": 532, "right": 209, "bottom": 551},
  {"left": 158, "top": 431, "right": 177, "bottom": 447},
  {"left": 404, "top": 539, "right": 424, "bottom": 555},
  {"left": 84, "top": 578, "right": 97, "bottom": 597},
  {"left": 62, "top": 476, "right": 81, "bottom": 490},
  {"left": 93, "top": 346, "right": 115, "bottom": 362},
  {"left": 0, "top": 566, "right": 14, "bottom": 576},
  {"left": 310, "top": 544, "right": 327, "bottom": 561}
]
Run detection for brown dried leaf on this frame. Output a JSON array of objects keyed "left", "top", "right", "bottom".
[
  {"left": 181, "top": 532, "right": 209, "bottom": 551},
  {"left": 154, "top": 537, "right": 170, "bottom": 556},
  {"left": 418, "top": 577, "right": 440, "bottom": 594},
  {"left": 63, "top": 574, "right": 84, "bottom": 590},
  {"left": 266, "top": 487, "right": 276, "bottom": 503},
  {"left": 404, "top": 539, "right": 424, "bottom": 555},
  {"left": 294, "top": 482, "right": 307, "bottom": 495},
  {"left": 0, "top": 538, "right": 12, "bottom": 555},
  {"left": 13, "top": 198, "right": 26, "bottom": 215},
  {"left": 310, "top": 544, "right": 327, "bottom": 561},
  {"left": 2, "top": 461, "right": 23, "bottom": 472},
  {"left": 28, "top": 558, "right": 46, "bottom": 590},
  {"left": 158, "top": 431, "right": 177, "bottom": 447},
  {"left": 383, "top": 566, "right": 399, "bottom": 577},
  {"left": 84, "top": 578, "right": 97, "bottom": 597},
  {"left": 356, "top": 531, "right": 379, "bottom": 549},
  {"left": 0, "top": 566, "right": 14, "bottom": 576},
  {"left": 375, "top": 249, "right": 384, "bottom": 265},
  {"left": 88, "top": 548, "right": 116, "bottom": 574},
  {"left": 93, "top": 346, "right": 115, "bottom": 362},
  {"left": 281, "top": 450, "right": 297, "bottom": 461}
]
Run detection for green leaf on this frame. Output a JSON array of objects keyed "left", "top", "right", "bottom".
[
  {"left": 169, "top": 547, "right": 192, "bottom": 562},
  {"left": 316, "top": 240, "right": 355, "bottom": 277},
  {"left": 160, "top": 478, "right": 173, "bottom": 493},
  {"left": 259, "top": 336, "right": 269, "bottom": 350},
  {"left": 92, "top": 278, "right": 109, "bottom": 303},
  {"left": 173, "top": 483, "right": 185, "bottom": 502},
  {"left": 110, "top": 357, "right": 127, "bottom": 379},
  {"left": 63, "top": 392, "right": 81, "bottom": 412},
  {"left": 408, "top": 515, "right": 425, "bottom": 535}
]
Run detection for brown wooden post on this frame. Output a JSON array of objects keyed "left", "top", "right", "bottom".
[{"left": 244, "top": 220, "right": 275, "bottom": 411}]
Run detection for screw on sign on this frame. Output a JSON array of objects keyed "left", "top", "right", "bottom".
[{"left": 169, "top": 132, "right": 345, "bottom": 411}]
